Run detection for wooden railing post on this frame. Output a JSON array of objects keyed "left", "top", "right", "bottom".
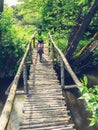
[
  {"left": 48, "top": 37, "right": 51, "bottom": 54},
  {"left": 52, "top": 43, "right": 55, "bottom": 65},
  {"left": 30, "top": 43, "right": 33, "bottom": 64},
  {"left": 33, "top": 36, "right": 35, "bottom": 48},
  {"left": 60, "top": 59, "right": 65, "bottom": 89},
  {"left": 23, "top": 61, "right": 28, "bottom": 94}
]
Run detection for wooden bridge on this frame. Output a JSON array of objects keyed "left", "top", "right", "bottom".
[{"left": 0, "top": 33, "right": 82, "bottom": 130}]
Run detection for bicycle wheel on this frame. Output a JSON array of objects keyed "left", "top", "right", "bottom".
[{"left": 38, "top": 50, "right": 43, "bottom": 62}]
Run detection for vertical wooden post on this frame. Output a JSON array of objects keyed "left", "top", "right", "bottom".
[
  {"left": 60, "top": 59, "right": 65, "bottom": 89},
  {"left": 52, "top": 43, "right": 55, "bottom": 65},
  {"left": 30, "top": 43, "right": 33, "bottom": 64},
  {"left": 48, "top": 37, "right": 51, "bottom": 54},
  {"left": 23, "top": 61, "right": 28, "bottom": 94},
  {"left": 33, "top": 36, "right": 35, "bottom": 48}
]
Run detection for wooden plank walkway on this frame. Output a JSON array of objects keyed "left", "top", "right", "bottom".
[{"left": 19, "top": 47, "right": 76, "bottom": 130}]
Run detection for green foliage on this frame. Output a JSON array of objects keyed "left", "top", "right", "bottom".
[
  {"left": 78, "top": 0, "right": 89, "bottom": 5},
  {"left": 17, "top": 0, "right": 98, "bottom": 61},
  {"left": 53, "top": 33, "right": 68, "bottom": 53},
  {"left": 17, "top": 0, "right": 44, "bottom": 28},
  {"left": 0, "top": 7, "right": 28, "bottom": 77},
  {"left": 80, "top": 75, "right": 98, "bottom": 126},
  {"left": 42, "top": 0, "right": 77, "bottom": 34}
]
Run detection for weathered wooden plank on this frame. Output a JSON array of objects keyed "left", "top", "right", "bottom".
[
  {"left": 22, "top": 116, "right": 69, "bottom": 121},
  {"left": 28, "top": 84, "right": 62, "bottom": 88},
  {"left": 24, "top": 112, "right": 68, "bottom": 117},
  {"left": 64, "top": 85, "right": 77, "bottom": 89},
  {"left": 23, "top": 115, "right": 70, "bottom": 120},
  {"left": 25, "top": 97, "right": 64, "bottom": 100},
  {"left": 19, "top": 121, "right": 66, "bottom": 128},
  {"left": 24, "top": 100, "right": 64, "bottom": 103},
  {"left": 23, "top": 106, "right": 65, "bottom": 110},
  {"left": 19, "top": 123, "right": 75, "bottom": 130},
  {"left": 25, "top": 98, "right": 63, "bottom": 102},
  {"left": 21, "top": 116, "right": 71, "bottom": 125},
  {"left": 28, "top": 87, "right": 62, "bottom": 91},
  {"left": 19, "top": 125, "right": 66, "bottom": 130},
  {"left": 24, "top": 100, "right": 65, "bottom": 105},
  {"left": 20, "top": 121, "right": 69, "bottom": 128},
  {"left": 27, "top": 88, "right": 62, "bottom": 92},
  {"left": 23, "top": 106, "right": 67, "bottom": 110},
  {"left": 19, "top": 126, "right": 75, "bottom": 130},
  {"left": 20, "top": 128, "right": 75, "bottom": 130},
  {"left": 28, "top": 82, "right": 60, "bottom": 86},
  {"left": 28, "top": 91, "right": 62, "bottom": 95},
  {"left": 23, "top": 104, "right": 66, "bottom": 108},
  {"left": 23, "top": 115, "right": 70, "bottom": 122},
  {"left": 24, "top": 100, "right": 64, "bottom": 104},
  {"left": 23, "top": 109, "right": 67, "bottom": 113},
  {"left": 26, "top": 95, "right": 63, "bottom": 98},
  {"left": 22, "top": 109, "right": 67, "bottom": 115},
  {"left": 30, "top": 70, "right": 56, "bottom": 74},
  {"left": 29, "top": 88, "right": 62, "bottom": 91}
]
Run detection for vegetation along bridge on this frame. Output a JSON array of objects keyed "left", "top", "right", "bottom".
[{"left": 0, "top": 33, "right": 83, "bottom": 130}]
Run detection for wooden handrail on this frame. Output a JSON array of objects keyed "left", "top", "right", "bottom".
[
  {"left": 0, "top": 34, "right": 34, "bottom": 130},
  {"left": 48, "top": 33, "right": 82, "bottom": 88},
  {"left": 49, "top": 33, "right": 96, "bottom": 117}
]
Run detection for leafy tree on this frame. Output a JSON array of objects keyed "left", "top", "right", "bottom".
[
  {"left": 41, "top": 0, "right": 98, "bottom": 71},
  {"left": 66, "top": 0, "right": 98, "bottom": 59},
  {"left": 0, "top": 7, "right": 27, "bottom": 77},
  {"left": 18, "top": 0, "right": 44, "bottom": 28},
  {"left": 42, "top": 0, "right": 78, "bottom": 34}
]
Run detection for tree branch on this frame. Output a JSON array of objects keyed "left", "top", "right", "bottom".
[{"left": 66, "top": 0, "right": 98, "bottom": 60}]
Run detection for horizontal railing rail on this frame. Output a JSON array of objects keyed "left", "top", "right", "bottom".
[
  {"left": 48, "top": 32, "right": 82, "bottom": 89},
  {"left": 0, "top": 33, "right": 35, "bottom": 130}
]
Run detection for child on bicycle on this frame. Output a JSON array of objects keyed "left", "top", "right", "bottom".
[{"left": 36, "top": 30, "right": 44, "bottom": 53}]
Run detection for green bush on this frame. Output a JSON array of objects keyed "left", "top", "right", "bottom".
[
  {"left": 80, "top": 75, "right": 98, "bottom": 126},
  {"left": 0, "top": 7, "right": 29, "bottom": 77}
]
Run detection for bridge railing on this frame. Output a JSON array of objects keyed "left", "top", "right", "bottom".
[
  {"left": 48, "top": 33, "right": 96, "bottom": 118},
  {"left": 0, "top": 33, "right": 35, "bottom": 130},
  {"left": 48, "top": 32, "right": 82, "bottom": 90}
]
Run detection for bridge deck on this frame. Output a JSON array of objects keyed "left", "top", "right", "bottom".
[{"left": 19, "top": 47, "right": 76, "bottom": 130}]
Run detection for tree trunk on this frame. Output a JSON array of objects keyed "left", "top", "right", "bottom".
[
  {"left": 74, "top": 40, "right": 98, "bottom": 64},
  {"left": 73, "top": 32, "right": 98, "bottom": 58},
  {"left": 68, "top": 8, "right": 83, "bottom": 44},
  {"left": 70, "top": 32, "right": 98, "bottom": 72},
  {"left": 66, "top": 0, "right": 98, "bottom": 60}
]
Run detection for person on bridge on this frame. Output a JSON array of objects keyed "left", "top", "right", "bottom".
[{"left": 34, "top": 30, "right": 45, "bottom": 53}]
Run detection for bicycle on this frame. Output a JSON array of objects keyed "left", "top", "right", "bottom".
[{"left": 37, "top": 44, "right": 44, "bottom": 62}]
